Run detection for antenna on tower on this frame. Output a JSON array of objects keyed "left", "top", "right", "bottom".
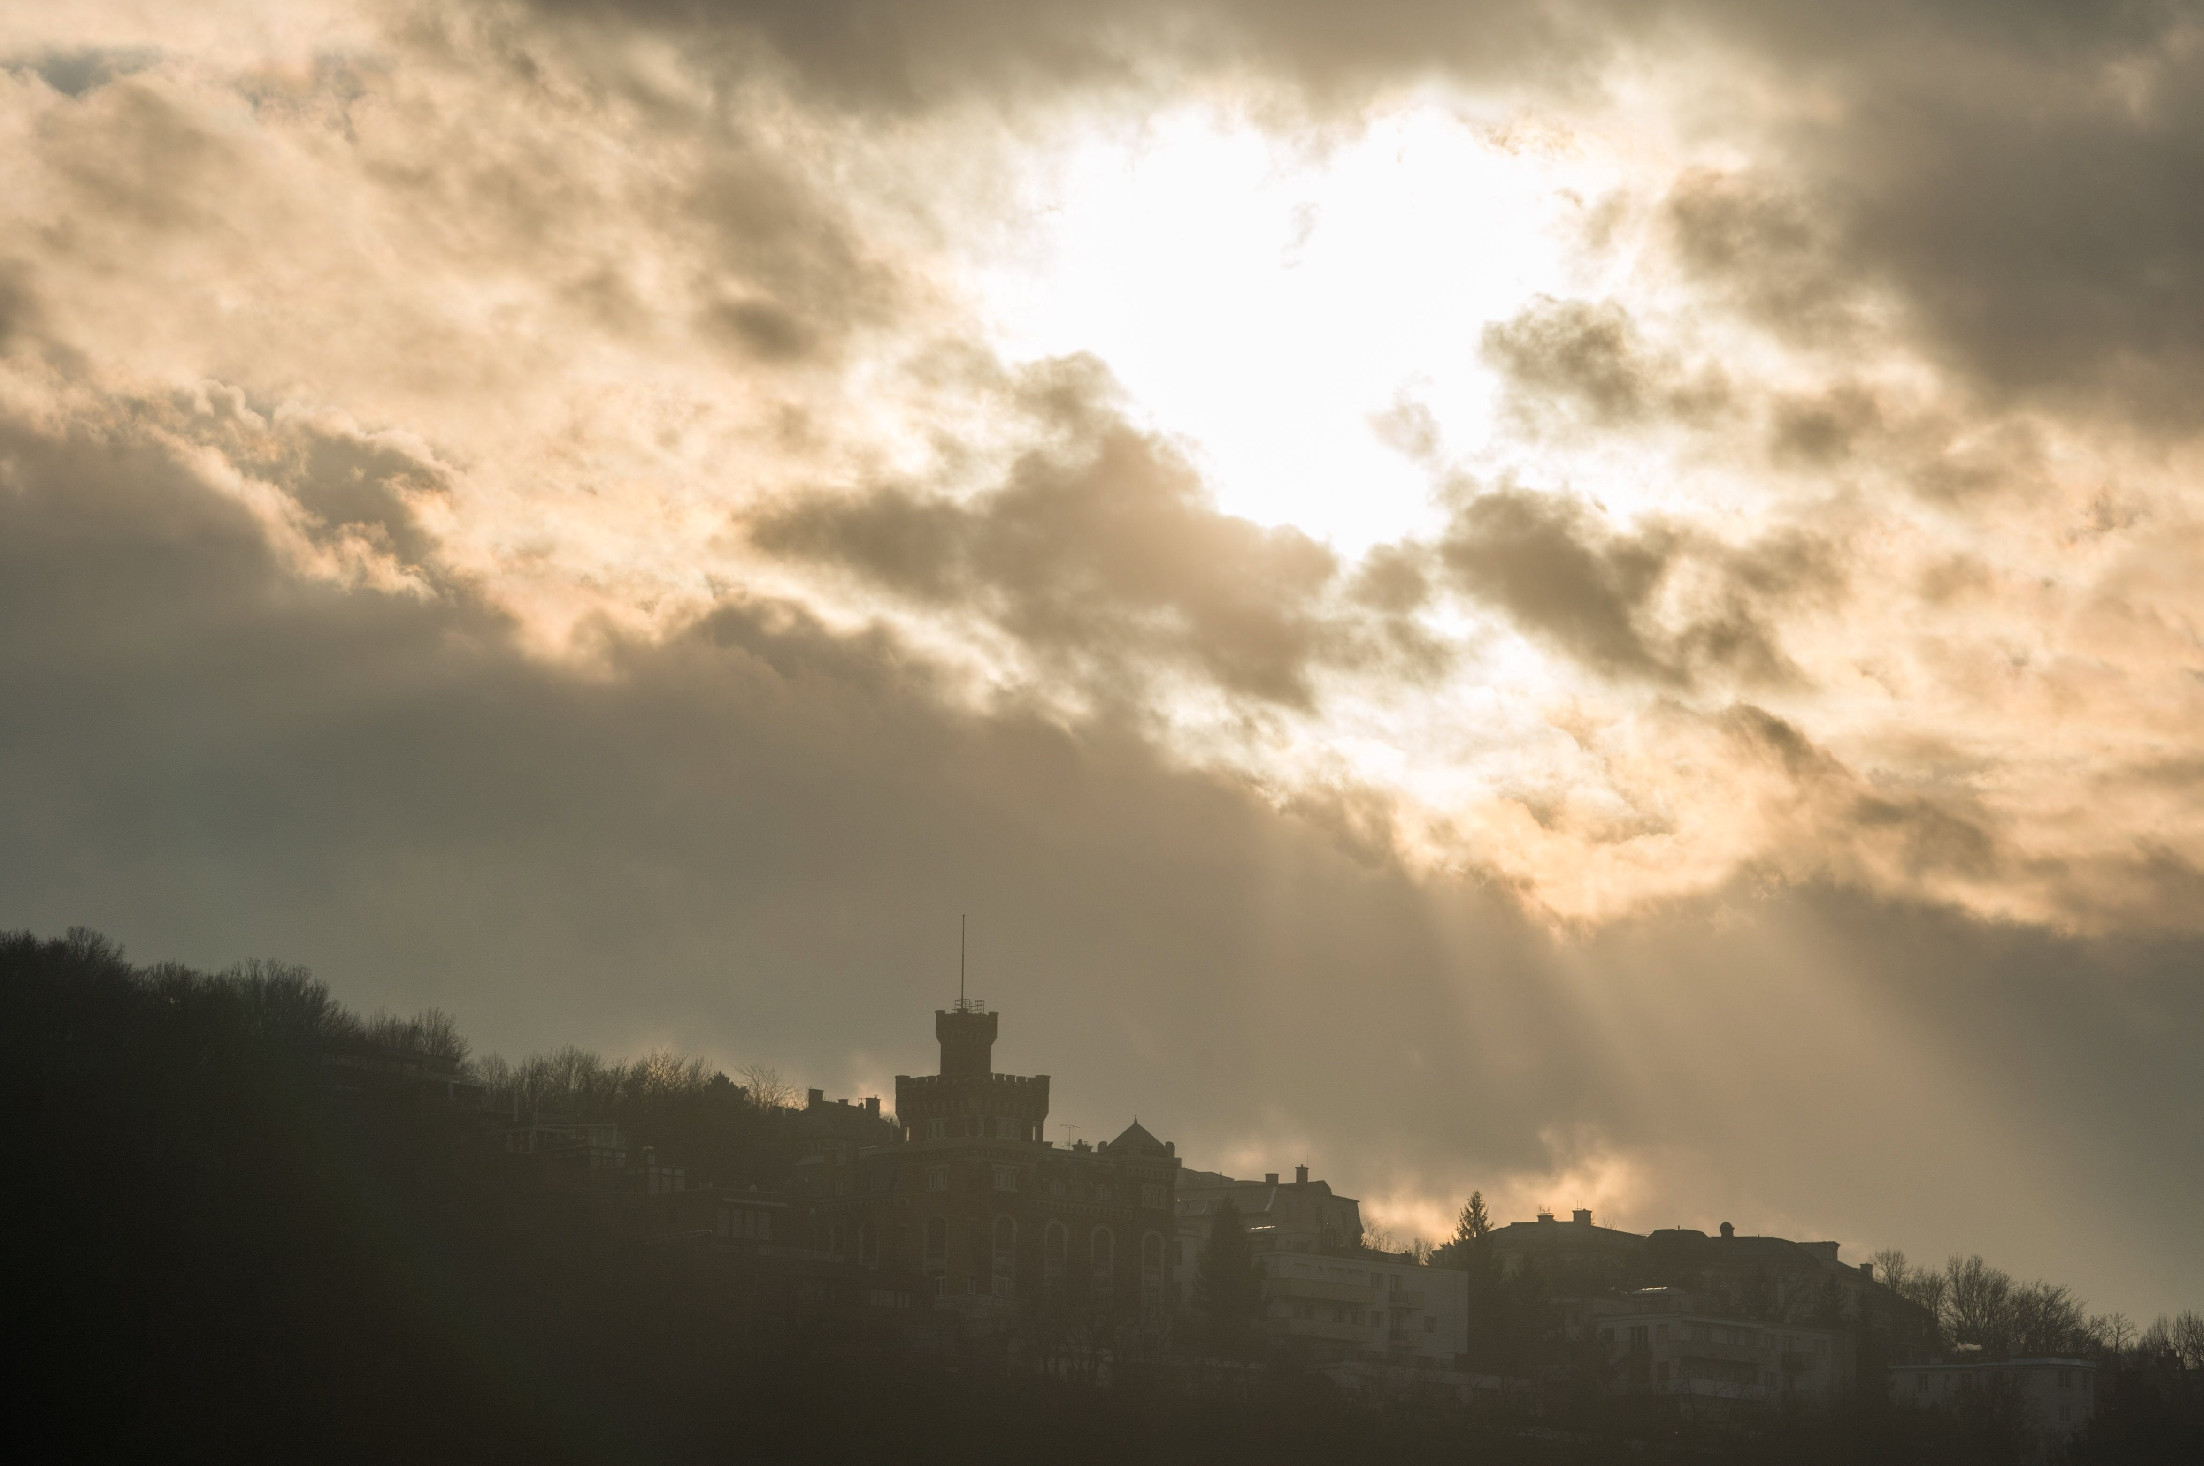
[{"left": 953, "top": 914, "right": 985, "bottom": 1013}]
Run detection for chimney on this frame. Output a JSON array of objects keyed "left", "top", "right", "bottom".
[
  {"left": 1572, "top": 1208, "right": 1592, "bottom": 1226},
  {"left": 1537, "top": 1209, "right": 1555, "bottom": 1224},
  {"left": 1720, "top": 1221, "right": 1735, "bottom": 1239},
  {"left": 1296, "top": 1165, "right": 1309, "bottom": 1185},
  {"left": 1265, "top": 1172, "right": 1279, "bottom": 1185},
  {"left": 1862, "top": 1262, "right": 1874, "bottom": 1283},
  {"left": 806, "top": 1087, "right": 824, "bottom": 1109},
  {"left": 863, "top": 1096, "right": 880, "bottom": 1118}
]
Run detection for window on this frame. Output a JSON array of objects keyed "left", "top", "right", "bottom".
[
  {"left": 992, "top": 1164, "right": 1018, "bottom": 1192},
  {"left": 1656, "top": 1362, "right": 1670, "bottom": 1384},
  {"left": 1044, "top": 1221, "right": 1068, "bottom": 1284},
  {"left": 2059, "top": 1369, "right": 2071, "bottom": 1389},
  {"left": 1425, "top": 1315, "right": 1436, "bottom": 1332},
  {"left": 923, "top": 1217, "right": 947, "bottom": 1267},
  {"left": 1091, "top": 1227, "right": 1115, "bottom": 1290},
  {"left": 858, "top": 1221, "right": 878, "bottom": 1268},
  {"left": 1051, "top": 1178, "right": 1067, "bottom": 1198},
  {"left": 1917, "top": 1376, "right": 1929, "bottom": 1393},
  {"left": 1142, "top": 1183, "right": 1166, "bottom": 1209},
  {"left": 2060, "top": 1405, "right": 2072, "bottom": 1423},
  {"left": 927, "top": 1165, "right": 949, "bottom": 1192},
  {"left": 992, "top": 1215, "right": 1017, "bottom": 1296},
  {"left": 926, "top": 1118, "right": 945, "bottom": 1140},
  {"left": 1656, "top": 1325, "right": 1668, "bottom": 1344}
]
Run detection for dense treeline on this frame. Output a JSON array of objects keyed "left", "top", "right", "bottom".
[{"left": 4, "top": 927, "right": 2200, "bottom": 1464}]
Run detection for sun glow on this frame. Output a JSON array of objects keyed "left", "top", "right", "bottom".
[{"left": 968, "top": 99, "right": 1652, "bottom": 553}]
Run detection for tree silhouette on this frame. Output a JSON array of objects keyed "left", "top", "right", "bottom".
[{"left": 1195, "top": 1198, "right": 1263, "bottom": 1354}]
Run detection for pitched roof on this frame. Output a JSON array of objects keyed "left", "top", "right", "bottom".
[{"left": 1105, "top": 1120, "right": 1167, "bottom": 1156}]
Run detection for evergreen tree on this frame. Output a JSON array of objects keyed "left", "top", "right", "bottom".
[
  {"left": 1195, "top": 1198, "right": 1263, "bottom": 1353},
  {"left": 1457, "top": 1192, "right": 1492, "bottom": 1244},
  {"left": 1429, "top": 1191, "right": 1492, "bottom": 1270}
]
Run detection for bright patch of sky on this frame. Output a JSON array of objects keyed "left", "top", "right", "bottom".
[{"left": 967, "top": 99, "right": 1643, "bottom": 555}]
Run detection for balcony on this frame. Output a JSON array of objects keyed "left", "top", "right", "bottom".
[{"left": 1265, "top": 1275, "right": 1378, "bottom": 1305}]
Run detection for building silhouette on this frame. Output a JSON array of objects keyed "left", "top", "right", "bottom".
[{"left": 815, "top": 1001, "right": 1181, "bottom": 1325}]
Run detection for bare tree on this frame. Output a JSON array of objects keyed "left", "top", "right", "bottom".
[
  {"left": 362, "top": 1007, "right": 469, "bottom": 1062},
  {"left": 1944, "top": 1254, "right": 2016, "bottom": 1352},
  {"left": 1869, "top": 1248, "right": 1911, "bottom": 1293},
  {"left": 628, "top": 1047, "right": 709, "bottom": 1098},
  {"left": 2091, "top": 1312, "right": 2136, "bottom": 1356},
  {"left": 2009, "top": 1281, "right": 2090, "bottom": 1357},
  {"left": 737, "top": 1063, "right": 795, "bottom": 1110},
  {"left": 2173, "top": 1310, "right": 2204, "bottom": 1372}
]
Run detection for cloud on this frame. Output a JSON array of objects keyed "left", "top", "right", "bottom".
[
  {"left": 1437, "top": 486, "right": 1838, "bottom": 689},
  {"left": 1481, "top": 295, "right": 1730, "bottom": 428},
  {"left": 751, "top": 356, "right": 1458, "bottom": 708}
]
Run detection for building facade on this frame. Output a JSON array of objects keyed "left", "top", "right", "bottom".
[
  {"left": 1255, "top": 1247, "right": 1469, "bottom": 1364},
  {"left": 815, "top": 1002, "right": 1181, "bottom": 1325},
  {"left": 1590, "top": 1287, "right": 1853, "bottom": 1405},
  {"left": 1888, "top": 1357, "right": 2096, "bottom": 1457},
  {"left": 1173, "top": 1164, "right": 1364, "bottom": 1307}
]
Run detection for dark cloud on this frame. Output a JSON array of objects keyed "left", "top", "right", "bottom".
[
  {"left": 1482, "top": 296, "right": 1729, "bottom": 428},
  {"left": 510, "top": 0, "right": 1594, "bottom": 113},
  {"left": 753, "top": 357, "right": 1445, "bottom": 707},
  {"left": 7, "top": 45, "right": 162, "bottom": 98},
  {"left": 1724, "top": 703, "right": 2006, "bottom": 883},
  {"left": 1662, "top": 170, "right": 1860, "bottom": 349},
  {"left": 1438, "top": 486, "right": 1838, "bottom": 688},
  {"left": 1786, "top": 26, "right": 2204, "bottom": 415}
]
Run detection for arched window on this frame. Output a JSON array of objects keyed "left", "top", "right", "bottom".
[
  {"left": 1044, "top": 1220, "right": 1068, "bottom": 1287},
  {"left": 1091, "top": 1226, "right": 1115, "bottom": 1292},
  {"left": 1141, "top": 1231, "right": 1167, "bottom": 1315},
  {"left": 923, "top": 1217, "right": 948, "bottom": 1272},
  {"left": 992, "top": 1215, "right": 1017, "bottom": 1297}
]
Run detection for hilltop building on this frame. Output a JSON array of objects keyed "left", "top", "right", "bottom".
[
  {"left": 1176, "top": 1164, "right": 1467, "bottom": 1367},
  {"left": 1174, "top": 1164, "right": 1363, "bottom": 1299},
  {"left": 815, "top": 1001, "right": 1181, "bottom": 1325}
]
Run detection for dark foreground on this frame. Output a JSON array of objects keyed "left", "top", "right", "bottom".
[{"left": 4, "top": 928, "right": 2197, "bottom": 1465}]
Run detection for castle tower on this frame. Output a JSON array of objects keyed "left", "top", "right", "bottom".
[{"left": 935, "top": 1004, "right": 998, "bottom": 1077}]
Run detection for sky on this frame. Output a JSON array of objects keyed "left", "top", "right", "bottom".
[{"left": 3, "top": 1, "right": 2203, "bottom": 1322}]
